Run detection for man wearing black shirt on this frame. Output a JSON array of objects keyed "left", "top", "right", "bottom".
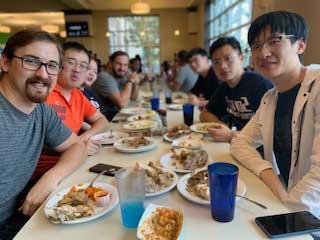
[
  {"left": 200, "top": 37, "right": 273, "bottom": 142},
  {"left": 188, "top": 48, "right": 221, "bottom": 107}
]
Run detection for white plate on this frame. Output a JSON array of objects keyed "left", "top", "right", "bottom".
[
  {"left": 172, "top": 134, "right": 203, "bottom": 150},
  {"left": 137, "top": 204, "right": 184, "bottom": 240},
  {"left": 163, "top": 133, "right": 174, "bottom": 143},
  {"left": 190, "top": 122, "right": 221, "bottom": 134},
  {"left": 145, "top": 169, "right": 179, "bottom": 197},
  {"left": 114, "top": 137, "right": 157, "bottom": 153},
  {"left": 123, "top": 120, "right": 157, "bottom": 131},
  {"left": 160, "top": 151, "right": 209, "bottom": 174},
  {"left": 127, "top": 113, "right": 156, "bottom": 122},
  {"left": 44, "top": 182, "right": 119, "bottom": 224},
  {"left": 120, "top": 107, "right": 146, "bottom": 115},
  {"left": 172, "top": 92, "right": 188, "bottom": 104},
  {"left": 90, "top": 131, "right": 129, "bottom": 145},
  {"left": 168, "top": 104, "right": 183, "bottom": 111},
  {"left": 177, "top": 173, "right": 246, "bottom": 205}
]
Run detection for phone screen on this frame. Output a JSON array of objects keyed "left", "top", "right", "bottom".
[
  {"left": 256, "top": 211, "right": 320, "bottom": 238},
  {"left": 89, "top": 163, "right": 122, "bottom": 176}
]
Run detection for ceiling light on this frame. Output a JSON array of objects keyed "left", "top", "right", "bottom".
[
  {"left": 41, "top": 24, "right": 59, "bottom": 34},
  {"left": 0, "top": 25, "right": 11, "bottom": 33},
  {"left": 174, "top": 29, "right": 180, "bottom": 36},
  {"left": 105, "top": 32, "right": 111, "bottom": 37},
  {"left": 59, "top": 31, "right": 66, "bottom": 38},
  {"left": 131, "top": 0, "right": 151, "bottom": 15}
]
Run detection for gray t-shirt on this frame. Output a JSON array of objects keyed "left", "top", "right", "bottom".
[
  {"left": 0, "top": 93, "right": 72, "bottom": 222},
  {"left": 92, "top": 71, "right": 128, "bottom": 98},
  {"left": 175, "top": 64, "right": 198, "bottom": 92}
]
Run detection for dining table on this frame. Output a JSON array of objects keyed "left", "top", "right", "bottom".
[{"left": 14, "top": 97, "right": 312, "bottom": 240}]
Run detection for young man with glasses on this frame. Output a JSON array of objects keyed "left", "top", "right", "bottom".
[
  {"left": 231, "top": 11, "right": 320, "bottom": 222},
  {"left": 200, "top": 37, "right": 272, "bottom": 142},
  {"left": 0, "top": 29, "right": 87, "bottom": 239},
  {"left": 32, "top": 42, "right": 108, "bottom": 180}
]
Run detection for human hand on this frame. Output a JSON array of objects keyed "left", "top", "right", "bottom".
[
  {"left": 86, "top": 139, "right": 101, "bottom": 156},
  {"left": 188, "top": 94, "right": 200, "bottom": 105},
  {"left": 19, "top": 172, "right": 59, "bottom": 216},
  {"left": 129, "top": 72, "right": 139, "bottom": 84},
  {"left": 208, "top": 124, "right": 233, "bottom": 142}
]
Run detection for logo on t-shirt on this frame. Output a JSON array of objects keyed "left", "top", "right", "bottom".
[{"left": 225, "top": 96, "right": 255, "bottom": 120}]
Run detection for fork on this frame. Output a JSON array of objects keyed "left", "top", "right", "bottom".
[
  {"left": 236, "top": 195, "right": 268, "bottom": 209},
  {"left": 88, "top": 170, "right": 107, "bottom": 188}
]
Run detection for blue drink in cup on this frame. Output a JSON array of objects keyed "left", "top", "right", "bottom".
[
  {"left": 182, "top": 103, "right": 194, "bottom": 126},
  {"left": 115, "top": 167, "right": 145, "bottom": 228},
  {"left": 208, "top": 162, "right": 238, "bottom": 222},
  {"left": 150, "top": 98, "right": 160, "bottom": 111}
]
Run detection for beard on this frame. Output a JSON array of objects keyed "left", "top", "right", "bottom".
[
  {"left": 25, "top": 76, "right": 52, "bottom": 103},
  {"left": 112, "top": 69, "right": 127, "bottom": 78}
]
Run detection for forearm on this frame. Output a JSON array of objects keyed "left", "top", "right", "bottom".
[
  {"left": 131, "top": 83, "right": 139, "bottom": 100},
  {"left": 259, "top": 168, "right": 288, "bottom": 201},
  {"left": 119, "top": 83, "right": 133, "bottom": 107},
  {"left": 199, "top": 109, "right": 222, "bottom": 123},
  {"left": 80, "top": 117, "right": 108, "bottom": 141}
]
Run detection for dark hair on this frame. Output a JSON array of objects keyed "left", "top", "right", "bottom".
[
  {"left": 248, "top": 11, "right": 308, "bottom": 46},
  {"left": 63, "top": 41, "right": 90, "bottom": 60},
  {"left": 209, "top": 37, "right": 242, "bottom": 56},
  {"left": 189, "top": 48, "right": 208, "bottom": 58},
  {"left": 2, "top": 28, "right": 63, "bottom": 65},
  {"left": 177, "top": 50, "right": 190, "bottom": 64},
  {"left": 110, "top": 51, "right": 129, "bottom": 62},
  {"left": 162, "top": 61, "right": 170, "bottom": 74}
]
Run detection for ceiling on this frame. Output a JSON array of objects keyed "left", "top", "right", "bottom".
[{"left": 0, "top": 0, "right": 199, "bottom": 31}]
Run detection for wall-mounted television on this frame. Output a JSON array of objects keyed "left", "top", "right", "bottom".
[{"left": 65, "top": 21, "right": 89, "bottom": 37}]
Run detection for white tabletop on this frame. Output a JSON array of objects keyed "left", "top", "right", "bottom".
[{"left": 14, "top": 109, "right": 311, "bottom": 240}]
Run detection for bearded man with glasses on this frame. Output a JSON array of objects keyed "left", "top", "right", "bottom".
[
  {"left": 231, "top": 11, "right": 320, "bottom": 229},
  {"left": 0, "top": 30, "right": 88, "bottom": 240},
  {"left": 31, "top": 42, "right": 108, "bottom": 181}
]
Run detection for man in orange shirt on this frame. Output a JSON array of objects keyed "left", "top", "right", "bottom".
[{"left": 33, "top": 42, "right": 108, "bottom": 179}]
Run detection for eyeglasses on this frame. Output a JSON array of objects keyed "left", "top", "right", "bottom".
[
  {"left": 64, "top": 58, "right": 89, "bottom": 73},
  {"left": 250, "top": 34, "right": 295, "bottom": 52},
  {"left": 13, "top": 55, "right": 60, "bottom": 75}
]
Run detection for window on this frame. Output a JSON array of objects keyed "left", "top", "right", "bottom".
[
  {"left": 107, "top": 16, "right": 160, "bottom": 72},
  {"left": 205, "top": 0, "right": 252, "bottom": 65}
]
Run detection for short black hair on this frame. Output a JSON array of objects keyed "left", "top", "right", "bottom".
[
  {"left": 110, "top": 51, "right": 129, "bottom": 62},
  {"left": 63, "top": 41, "right": 90, "bottom": 60},
  {"left": 248, "top": 11, "right": 308, "bottom": 46},
  {"left": 177, "top": 50, "right": 190, "bottom": 64},
  {"left": 209, "top": 37, "right": 242, "bottom": 57},
  {"left": 189, "top": 48, "right": 208, "bottom": 58}
]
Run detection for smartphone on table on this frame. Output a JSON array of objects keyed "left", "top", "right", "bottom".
[
  {"left": 255, "top": 211, "right": 320, "bottom": 238},
  {"left": 89, "top": 163, "right": 122, "bottom": 177}
]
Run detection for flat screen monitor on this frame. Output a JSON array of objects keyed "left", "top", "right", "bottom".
[{"left": 66, "top": 21, "right": 89, "bottom": 37}]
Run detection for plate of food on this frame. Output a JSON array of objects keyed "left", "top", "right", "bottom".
[
  {"left": 137, "top": 204, "right": 183, "bottom": 240},
  {"left": 90, "top": 131, "right": 129, "bottom": 145},
  {"left": 123, "top": 120, "right": 157, "bottom": 131},
  {"left": 168, "top": 104, "right": 183, "bottom": 111},
  {"left": 127, "top": 112, "right": 156, "bottom": 122},
  {"left": 172, "top": 92, "right": 188, "bottom": 104},
  {"left": 163, "top": 124, "right": 191, "bottom": 143},
  {"left": 190, "top": 122, "right": 222, "bottom": 134},
  {"left": 171, "top": 134, "right": 203, "bottom": 149},
  {"left": 45, "top": 182, "right": 119, "bottom": 224},
  {"left": 120, "top": 107, "right": 147, "bottom": 115},
  {"left": 144, "top": 162, "right": 178, "bottom": 197},
  {"left": 160, "top": 148, "right": 209, "bottom": 173},
  {"left": 114, "top": 136, "right": 156, "bottom": 153},
  {"left": 177, "top": 169, "right": 246, "bottom": 205}
]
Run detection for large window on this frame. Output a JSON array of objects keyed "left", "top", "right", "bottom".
[
  {"left": 205, "top": 0, "right": 252, "bottom": 65},
  {"left": 107, "top": 16, "right": 160, "bottom": 72}
]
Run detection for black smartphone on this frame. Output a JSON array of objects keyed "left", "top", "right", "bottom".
[
  {"left": 255, "top": 211, "right": 320, "bottom": 238},
  {"left": 89, "top": 163, "right": 122, "bottom": 176}
]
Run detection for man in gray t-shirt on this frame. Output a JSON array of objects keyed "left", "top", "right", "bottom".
[
  {"left": 92, "top": 51, "right": 140, "bottom": 119},
  {"left": 0, "top": 29, "right": 87, "bottom": 239}
]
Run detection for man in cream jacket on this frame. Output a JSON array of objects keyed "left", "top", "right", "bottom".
[{"left": 231, "top": 10, "right": 320, "bottom": 218}]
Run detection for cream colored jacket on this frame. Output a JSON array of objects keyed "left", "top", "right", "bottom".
[{"left": 231, "top": 65, "right": 320, "bottom": 217}]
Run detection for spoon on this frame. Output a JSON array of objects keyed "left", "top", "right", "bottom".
[
  {"left": 88, "top": 170, "right": 107, "bottom": 188},
  {"left": 236, "top": 195, "right": 268, "bottom": 209}
]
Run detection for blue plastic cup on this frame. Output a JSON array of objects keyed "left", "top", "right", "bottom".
[
  {"left": 208, "top": 162, "right": 238, "bottom": 222},
  {"left": 150, "top": 98, "right": 160, "bottom": 110},
  {"left": 182, "top": 103, "right": 194, "bottom": 126}
]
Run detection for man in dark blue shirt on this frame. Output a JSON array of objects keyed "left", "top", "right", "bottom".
[{"left": 200, "top": 37, "right": 273, "bottom": 142}]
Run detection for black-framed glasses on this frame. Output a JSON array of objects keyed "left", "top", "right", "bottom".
[
  {"left": 64, "top": 58, "right": 89, "bottom": 73},
  {"left": 250, "top": 34, "right": 295, "bottom": 52},
  {"left": 13, "top": 55, "right": 60, "bottom": 75}
]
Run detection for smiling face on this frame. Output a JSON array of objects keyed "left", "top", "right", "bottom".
[
  {"left": 211, "top": 44, "right": 244, "bottom": 86},
  {"left": 84, "top": 59, "right": 98, "bottom": 87},
  {"left": 1, "top": 40, "right": 60, "bottom": 103},
  {"left": 112, "top": 55, "right": 129, "bottom": 78},
  {"left": 58, "top": 49, "right": 89, "bottom": 90},
  {"left": 250, "top": 26, "right": 306, "bottom": 84}
]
